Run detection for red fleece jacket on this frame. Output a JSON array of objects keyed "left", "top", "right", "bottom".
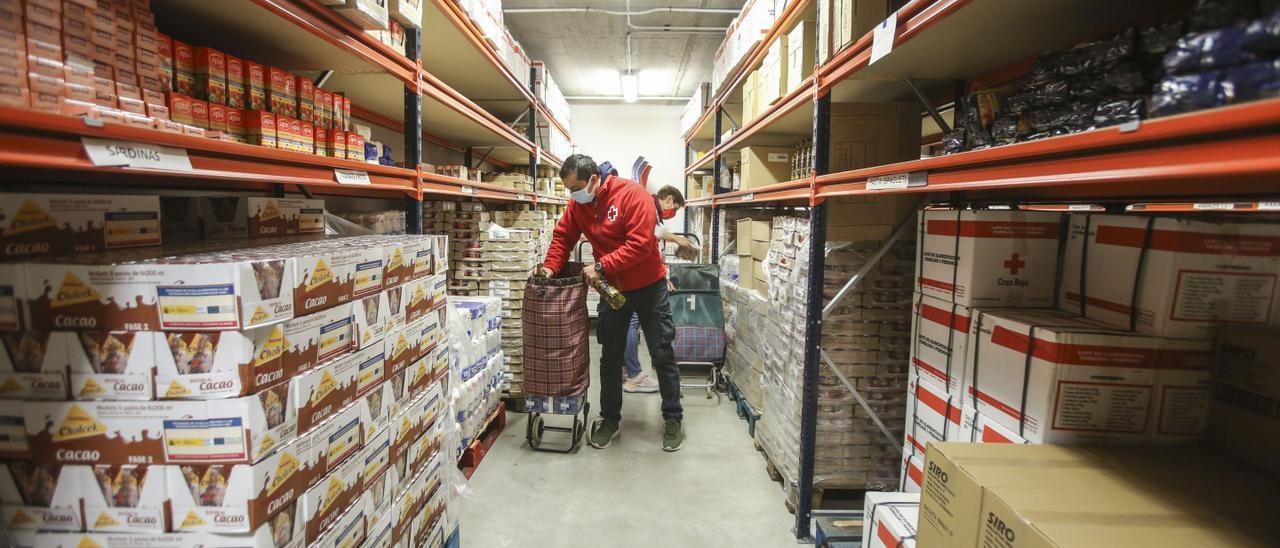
[{"left": 543, "top": 174, "right": 666, "bottom": 291}]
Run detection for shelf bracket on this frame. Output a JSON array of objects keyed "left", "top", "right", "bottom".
[
  {"left": 904, "top": 77, "right": 951, "bottom": 135},
  {"left": 819, "top": 347, "right": 904, "bottom": 456},
  {"left": 473, "top": 147, "right": 496, "bottom": 169},
  {"left": 721, "top": 108, "right": 740, "bottom": 132}
]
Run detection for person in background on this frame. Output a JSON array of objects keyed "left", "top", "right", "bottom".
[
  {"left": 540, "top": 154, "right": 686, "bottom": 452},
  {"left": 623, "top": 185, "right": 698, "bottom": 393}
]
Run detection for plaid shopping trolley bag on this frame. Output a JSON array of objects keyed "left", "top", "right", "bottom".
[{"left": 522, "top": 261, "right": 591, "bottom": 452}]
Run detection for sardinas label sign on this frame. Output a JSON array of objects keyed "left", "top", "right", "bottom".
[{"left": 83, "top": 137, "right": 193, "bottom": 171}]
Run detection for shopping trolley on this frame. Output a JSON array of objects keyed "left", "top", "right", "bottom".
[
  {"left": 665, "top": 234, "right": 727, "bottom": 403},
  {"left": 522, "top": 262, "right": 591, "bottom": 453}
]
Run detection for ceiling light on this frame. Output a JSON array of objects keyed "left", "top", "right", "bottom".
[{"left": 621, "top": 71, "right": 638, "bottom": 103}]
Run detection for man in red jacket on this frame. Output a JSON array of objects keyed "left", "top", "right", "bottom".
[{"left": 539, "top": 153, "right": 684, "bottom": 452}]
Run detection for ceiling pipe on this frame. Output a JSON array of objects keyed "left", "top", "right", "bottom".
[{"left": 503, "top": 7, "right": 739, "bottom": 16}]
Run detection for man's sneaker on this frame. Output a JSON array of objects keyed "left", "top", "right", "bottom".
[
  {"left": 662, "top": 419, "right": 684, "bottom": 452},
  {"left": 623, "top": 372, "right": 660, "bottom": 393},
  {"left": 588, "top": 418, "right": 620, "bottom": 449}
]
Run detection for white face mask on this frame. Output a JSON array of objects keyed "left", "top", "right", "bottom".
[{"left": 570, "top": 187, "right": 595, "bottom": 204}]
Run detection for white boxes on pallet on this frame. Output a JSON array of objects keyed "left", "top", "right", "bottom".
[
  {"left": 915, "top": 209, "right": 1063, "bottom": 308},
  {"left": 1060, "top": 214, "right": 1280, "bottom": 338}
]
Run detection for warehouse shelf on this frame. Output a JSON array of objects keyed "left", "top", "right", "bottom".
[
  {"left": 682, "top": 0, "right": 813, "bottom": 145},
  {"left": 0, "top": 107, "right": 419, "bottom": 198},
  {"left": 153, "top": 0, "right": 416, "bottom": 107},
  {"left": 421, "top": 172, "right": 529, "bottom": 202},
  {"left": 423, "top": 0, "right": 573, "bottom": 143},
  {"left": 684, "top": 76, "right": 816, "bottom": 178}
]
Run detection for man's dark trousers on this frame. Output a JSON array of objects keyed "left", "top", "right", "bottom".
[{"left": 597, "top": 278, "right": 682, "bottom": 422}]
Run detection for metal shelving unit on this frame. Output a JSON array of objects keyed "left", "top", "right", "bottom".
[
  {"left": 680, "top": 0, "right": 1280, "bottom": 541},
  {"left": 0, "top": 2, "right": 573, "bottom": 248}
]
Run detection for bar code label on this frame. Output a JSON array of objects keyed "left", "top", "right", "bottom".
[
  {"left": 460, "top": 186, "right": 475, "bottom": 194},
  {"left": 866, "top": 171, "right": 925, "bottom": 190},
  {"left": 334, "top": 169, "right": 371, "bottom": 185}
]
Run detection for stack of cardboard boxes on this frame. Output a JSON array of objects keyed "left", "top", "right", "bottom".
[
  {"left": 735, "top": 217, "right": 772, "bottom": 293},
  {"left": 722, "top": 281, "right": 769, "bottom": 413},
  {"left": 449, "top": 296, "right": 504, "bottom": 450},
  {"left": 0, "top": 193, "right": 458, "bottom": 546}
]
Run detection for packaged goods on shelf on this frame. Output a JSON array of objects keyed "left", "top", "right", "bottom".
[
  {"left": 1208, "top": 328, "right": 1280, "bottom": 477},
  {"left": 531, "top": 61, "right": 571, "bottom": 132},
  {"left": 917, "top": 442, "right": 1280, "bottom": 548},
  {"left": 861, "top": 492, "right": 920, "bottom": 548},
  {"left": 965, "top": 308, "right": 1213, "bottom": 444},
  {"left": 1059, "top": 214, "right": 1280, "bottom": 338},
  {"left": 786, "top": 20, "right": 815, "bottom": 95},
  {"left": 818, "top": 0, "right": 889, "bottom": 64},
  {"left": 338, "top": 210, "right": 407, "bottom": 235},
  {"left": 915, "top": 208, "right": 1064, "bottom": 308},
  {"left": 191, "top": 197, "right": 326, "bottom": 240},
  {"left": 739, "top": 146, "right": 794, "bottom": 189},
  {"left": 679, "top": 82, "right": 711, "bottom": 136},
  {"left": 0, "top": 194, "right": 162, "bottom": 259},
  {"left": 710, "top": 0, "right": 778, "bottom": 95},
  {"left": 365, "top": 18, "right": 408, "bottom": 57}
]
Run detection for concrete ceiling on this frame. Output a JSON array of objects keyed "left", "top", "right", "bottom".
[{"left": 501, "top": 0, "right": 743, "bottom": 103}]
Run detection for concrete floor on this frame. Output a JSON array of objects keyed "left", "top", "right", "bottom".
[{"left": 457, "top": 338, "right": 798, "bottom": 547}]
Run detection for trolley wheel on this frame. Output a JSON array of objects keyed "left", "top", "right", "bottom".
[{"left": 530, "top": 415, "right": 545, "bottom": 448}]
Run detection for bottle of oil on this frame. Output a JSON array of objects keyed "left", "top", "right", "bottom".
[{"left": 591, "top": 278, "right": 626, "bottom": 310}]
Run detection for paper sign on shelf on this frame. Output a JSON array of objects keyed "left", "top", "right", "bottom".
[
  {"left": 741, "top": 193, "right": 755, "bottom": 202},
  {"left": 460, "top": 185, "right": 475, "bottom": 195},
  {"left": 334, "top": 169, "right": 372, "bottom": 185},
  {"left": 866, "top": 171, "right": 926, "bottom": 191},
  {"left": 82, "top": 137, "right": 193, "bottom": 171},
  {"left": 870, "top": 14, "right": 898, "bottom": 64}
]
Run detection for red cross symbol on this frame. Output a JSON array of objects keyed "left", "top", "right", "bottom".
[{"left": 1004, "top": 253, "right": 1026, "bottom": 275}]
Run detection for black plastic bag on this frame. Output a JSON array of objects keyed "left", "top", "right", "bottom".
[
  {"left": 1102, "top": 61, "right": 1151, "bottom": 93},
  {"left": 1094, "top": 97, "right": 1146, "bottom": 127},
  {"left": 1088, "top": 28, "right": 1138, "bottom": 64},
  {"left": 1165, "top": 27, "right": 1253, "bottom": 74},
  {"left": 1189, "top": 0, "right": 1258, "bottom": 31},
  {"left": 992, "top": 115, "right": 1031, "bottom": 144},
  {"left": 1141, "top": 19, "right": 1187, "bottom": 55},
  {"left": 942, "top": 129, "right": 966, "bottom": 154}
]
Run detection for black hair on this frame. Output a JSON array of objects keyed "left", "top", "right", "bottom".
[
  {"left": 656, "top": 185, "right": 685, "bottom": 207},
  {"left": 559, "top": 153, "right": 598, "bottom": 182}
]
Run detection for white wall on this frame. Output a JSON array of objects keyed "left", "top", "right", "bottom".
[{"left": 568, "top": 103, "right": 690, "bottom": 235}]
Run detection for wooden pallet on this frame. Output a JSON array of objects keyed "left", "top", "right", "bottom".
[
  {"left": 458, "top": 406, "right": 506, "bottom": 479},
  {"left": 503, "top": 395, "right": 527, "bottom": 413}
]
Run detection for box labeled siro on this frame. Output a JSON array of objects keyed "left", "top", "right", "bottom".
[
  {"left": 915, "top": 209, "right": 1063, "bottom": 307},
  {"left": 0, "top": 193, "right": 160, "bottom": 259},
  {"left": 1060, "top": 214, "right": 1280, "bottom": 338}
]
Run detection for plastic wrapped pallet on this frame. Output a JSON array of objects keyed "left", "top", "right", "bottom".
[{"left": 754, "top": 205, "right": 917, "bottom": 507}]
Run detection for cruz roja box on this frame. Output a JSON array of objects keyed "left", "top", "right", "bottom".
[
  {"left": 915, "top": 209, "right": 1063, "bottom": 308},
  {"left": 861, "top": 491, "right": 919, "bottom": 548}
]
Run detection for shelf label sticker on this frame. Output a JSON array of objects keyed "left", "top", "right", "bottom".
[
  {"left": 517, "top": 194, "right": 529, "bottom": 201},
  {"left": 741, "top": 193, "right": 755, "bottom": 202},
  {"left": 1259, "top": 202, "right": 1280, "bottom": 210},
  {"left": 766, "top": 153, "right": 789, "bottom": 163},
  {"left": 334, "top": 169, "right": 371, "bottom": 185},
  {"left": 460, "top": 186, "right": 475, "bottom": 195},
  {"left": 83, "top": 137, "right": 193, "bottom": 171},
  {"left": 870, "top": 14, "right": 898, "bottom": 64},
  {"left": 866, "top": 171, "right": 926, "bottom": 191},
  {"left": 1192, "top": 203, "right": 1236, "bottom": 211},
  {"left": 1068, "top": 204, "right": 1098, "bottom": 211}
]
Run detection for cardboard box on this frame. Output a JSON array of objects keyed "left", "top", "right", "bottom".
[
  {"left": 966, "top": 308, "right": 1212, "bottom": 444},
  {"left": 831, "top": 0, "right": 887, "bottom": 55},
  {"left": 741, "top": 69, "right": 759, "bottom": 124},
  {"left": 0, "top": 193, "right": 160, "bottom": 259},
  {"left": 312, "top": 493, "right": 368, "bottom": 548},
  {"left": 192, "top": 47, "right": 225, "bottom": 105},
  {"left": 861, "top": 492, "right": 919, "bottom": 548},
  {"left": 0, "top": 461, "right": 85, "bottom": 531},
  {"left": 245, "top": 61, "right": 265, "bottom": 110},
  {"left": 207, "top": 103, "right": 228, "bottom": 132},
  {"left": 171, "top": 39, "right": 194, "bottom": 96},
  {"left": 200, "top": 196, "right": 325, "bottom": 239},
  {"left": 333, "top": 0, "right": 389, "bottom": 30},
  {"left": 736, "top": 218, "right": 770, "bottom": 255},
  {"left": 915, "top": 209, "right": 1063, "bottom": 307},
  {"left": 1060, "top": 214, "right": 1280, "bottom": 338},
  {"left": 22, "top": 248, "right": 296, "bottom": 332},
  {"left": 0, "top": 331, "right": 70, "bottom": 400},
  {"left": 167, "top": 432, "right": 319, "bottom": 533},
  {"left": 786, "top": 19, "right": 815, "bottom": 95},
  {"left": 296, "top": 76, "right": 313, "bottom": 123},
  {"left": 267, "top": 66, "right": 294, "bottom": 117},
  {"left": 828, "top": 102, "right": 921, "bottom": 173},
  {"left": 66, "top": 331, "right": 154, "bottom": 400},
  {"left": 898, "top": 449, "right": 923, "bottom": 493},
  {"left": 353, "top": 290, "right": 390, "bottom": 351},
  {"left": 918, "top": 443, "right": 1280, "bottom": 548},
  {"left": 389, "top": 0, "right": 422, "bottom": 28},
  {"left": 292, "top": 344, "right": 361, "bottom": 433},
  {"left": 909, "top": 292, "right": 971, "bottom": 400},
  {"left": 969, "top": 409, "right": 1028, "bottom": 444},
  {"left": 155, "top": 323, "right": 288, "bottom": 399},
  {"left": 314, "top": 400, "right": 367, "bottom": 475},
  {"left": 224, "top": 54, "right": 245, "bottom": 108},
  {"left": 291, "top": 243, "right": 382, "bottom": 316},
  {"left": 189, "top": 97, "right": 209, "bottom": 129},
  {"left": 1209, "top": 328, "right": 1280, "bottom": 477},
  {"left": 23, "top": 393, "right": 295, "bottom": 466},
  {"left": 243, "top": 108, "right": 276, "bottom": 148},
  {"left": 283, "top": 302, "right": 355, "bottom": 379},
  {"left": 326, "top": 129, "right": 347, "bottom": 160},
  {"left": 225, "top": 106, "right": 246, "bottom": 142},
  {"left": 760, "top": 35, "right": 787, "bottom": 106},
  {"left": 903, "top": 372, "right": 971, "bottom": 455},
  {"left": 298, "top": 448, "right": 362, "bottom": 545},
  {"left": 740, "top": 146, "right": 792, "bottom": 189},
  {"left": 81, "top": 464, "right": 168, "bottom": 533}
]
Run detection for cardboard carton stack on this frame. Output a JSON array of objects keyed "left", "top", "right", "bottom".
[
  {"left": 721, "top": 280, "right": 769, "bottom": 413},
  {"left": 917, "top": 443, "right": 1280, "bottom": 547},
  {"left": 734, "top": 217, "right": 771, "bottom": 294},
  {"left": 0, "top": 220, "right": 457, "bottom": 545},
  {"left": 902, "top": 209, "right": 1280, "bottom": 492},
  {"left": 860, "top": 492, "right": 920, "bottom": 548}
]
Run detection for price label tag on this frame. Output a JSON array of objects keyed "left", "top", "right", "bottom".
[
  {"left": 870, "top": 14, "right": 898, "bottom": 64},
  {"left": 866, "top": 171, "right": 926, "bottom": 191},
  {"left": 460, "top": 186, "right": 475, "bottom": 195},
  {"left": 333, "top": 169, "right": 371, "bottom": 185},
  {"left": 1192, "top": 203, "right": 1235, "bottom": 211},
  {"left": 517, "top": 194, "right": 529, "bottom": 201},
  {"left": 82, "top": 137, "right": 193, "bottom": 171},
  {"left": 741, "top": 193, "right": 755, "bottom": 202},
  {"left": 1068, "top": 204, "right": 1097, "bottom": 211},
  {"left": 1259, "top": 202, "right": 1280, "bottom": 210}
]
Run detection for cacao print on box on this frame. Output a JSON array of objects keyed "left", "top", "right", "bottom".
[{"left": 0, "top": 331, "right": 67, "bottom": 400}]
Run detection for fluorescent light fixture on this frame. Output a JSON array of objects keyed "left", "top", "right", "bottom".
[{"left": 621, "top": 71, "right": 638, "bottom": 103}]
